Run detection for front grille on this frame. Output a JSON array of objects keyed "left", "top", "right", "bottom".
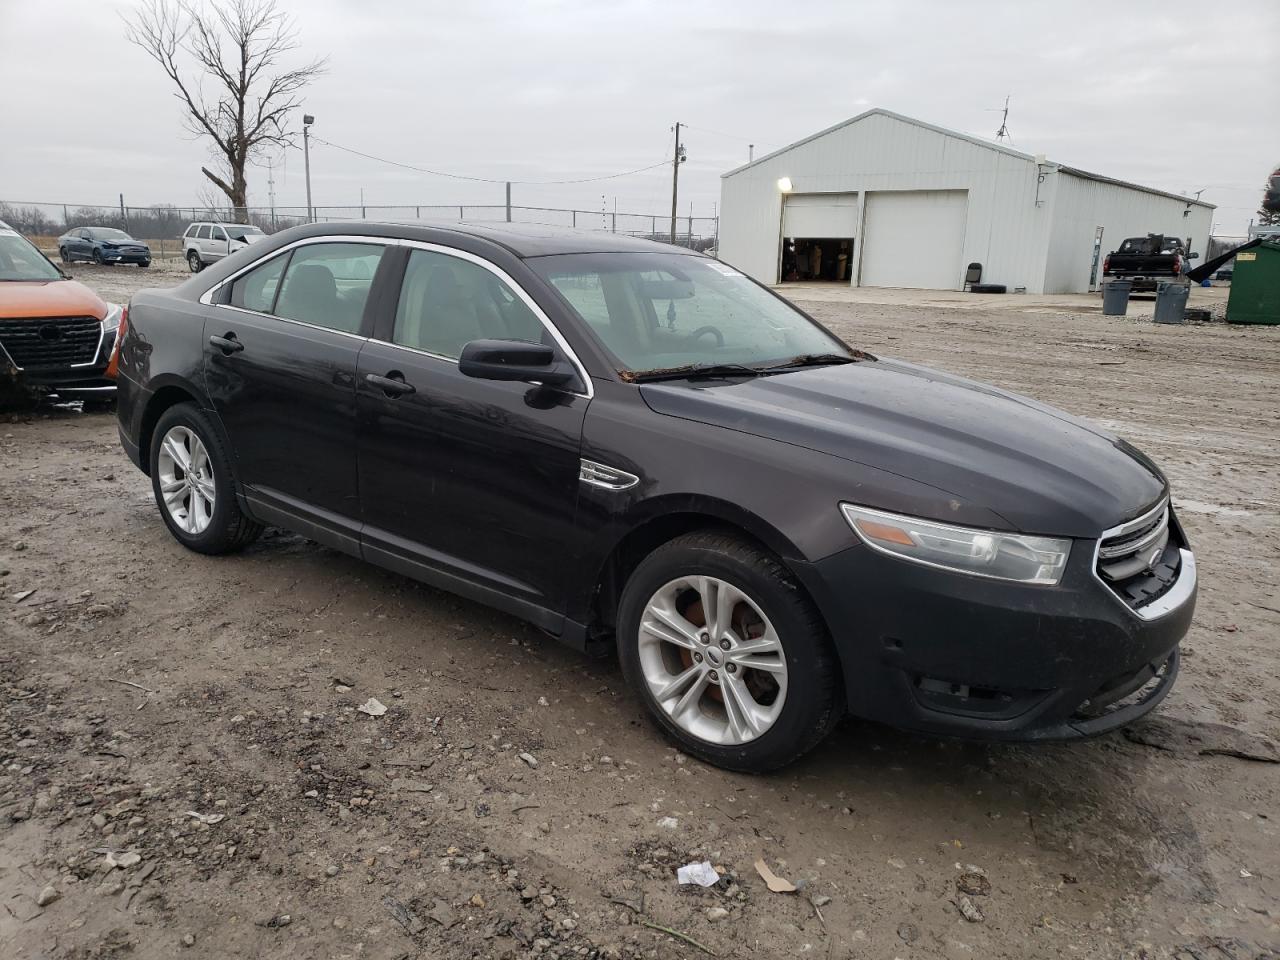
[
  {"left": 1096, "top": 499, "right": 1181, "bottom": 611},
  {"left": 0, "top": 316, "right": 102, "bottom": 370}
]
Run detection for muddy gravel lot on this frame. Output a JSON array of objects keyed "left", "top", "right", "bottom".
[{"left": 2, "top": 264, "right": 1279, "bottom": 959}]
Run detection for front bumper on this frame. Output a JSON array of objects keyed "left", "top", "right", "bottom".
[
  {"left": 793, "top": 520, "right": 1196, "bottom": 741},
  {"left": 99, "top": 249, "right": 151, "bottom": 264}
]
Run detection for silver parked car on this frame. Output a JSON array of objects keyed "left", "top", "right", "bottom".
[{"left": 182, "top": 221, "right": 266, "bottom": 272}]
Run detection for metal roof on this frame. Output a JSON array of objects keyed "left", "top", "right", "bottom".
[{"left": 721, "top": 108, "right": 1214, "bottom": 210}]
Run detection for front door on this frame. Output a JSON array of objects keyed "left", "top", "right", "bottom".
[
  {"left": 356, "top": 245, "right": 590, "bottom": 621},
  {"left": 204, "top": 240, "right": 389, "bottom": 547}
]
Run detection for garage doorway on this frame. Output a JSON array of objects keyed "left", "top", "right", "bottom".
[{"left": 779, "top": 193, "right": 857, "bottom": 284}]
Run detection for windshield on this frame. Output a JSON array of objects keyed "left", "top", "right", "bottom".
[
  {"left": 226, "top": 225, "right": 264, "bottom": 242},
  {"left": 0, "top": 230, "right": 63, "bottom": 281},
  {"left": 90, "top": 228, "right": 132, "bottom": 241},
  {"left": 528, "top": 252, "right": 850, "bottom": 374}
]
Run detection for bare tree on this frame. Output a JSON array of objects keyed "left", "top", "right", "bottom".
[{"left": 126, "top": 0, "right": 325, "bottom": 222}]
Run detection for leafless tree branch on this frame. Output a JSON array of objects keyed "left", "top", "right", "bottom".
[{"left": 125, "top": 0, "right": 326, "bottom": 220}]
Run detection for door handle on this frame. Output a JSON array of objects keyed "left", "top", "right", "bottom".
[
  {"left": 209, "top": 333, "right": 244, "bottom": 354},
  {"left": 365, "top": 372, "right": 416, "bottom": 397}
]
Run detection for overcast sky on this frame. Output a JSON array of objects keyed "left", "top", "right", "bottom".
[{"left": 2, "top": 0, "right": 1276, "bottom": 234}]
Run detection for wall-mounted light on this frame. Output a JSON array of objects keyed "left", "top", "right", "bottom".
[{"left": 776, "top": 177, "right": 793, "bottom": 193}]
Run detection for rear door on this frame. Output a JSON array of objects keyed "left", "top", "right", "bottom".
[
  {"left": 205, "top": 239, "right": 391, "bottom": 549},
  {"left": 355, "top": 244, "right": 591, "bottom": 620}
]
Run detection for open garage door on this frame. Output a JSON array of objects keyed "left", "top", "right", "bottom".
[
  {"left": 780, "top": 193, "right": 858, "bottom": 283},
  {"left": 860, "top": 190, "right": 967, "bottom": 290},
  {"left": 782, "top": 193, "right": 858, "bottom": 237}
]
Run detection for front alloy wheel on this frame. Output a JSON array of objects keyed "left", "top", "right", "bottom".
[
  {"left": 617, "top": 531, "right": 843, "bottom": 772},
  {"left": 638, "top": 576, "right": 788, "bottom": 745}
]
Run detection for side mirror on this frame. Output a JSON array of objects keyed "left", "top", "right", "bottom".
[
  {"left": 1188, "top": 252, "right": 1200, "bottom": 260},
  {"left": 458, "top": 339, "right": 577, "bottom": 388}
]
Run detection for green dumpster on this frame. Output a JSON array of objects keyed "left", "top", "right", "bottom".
[{"left": 1227, "top": 240, "right": 1280, "bottom": 325}]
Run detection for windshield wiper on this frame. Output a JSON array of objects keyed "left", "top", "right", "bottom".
[
  {"left": 761, "top": 353, "right": 860, "bottom": 372},
  {"left": 625, "top": 362, "right": 770, "bottom": 383}
]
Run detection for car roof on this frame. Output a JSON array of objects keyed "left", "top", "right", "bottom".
[{"left": 271, "top": 220, "right": 702, "bottom": 259}]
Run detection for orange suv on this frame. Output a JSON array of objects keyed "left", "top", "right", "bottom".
[{"left": 0, "top": 220, "right": 123, "bottom": 406}]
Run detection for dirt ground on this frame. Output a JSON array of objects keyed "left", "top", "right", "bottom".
[{"left": 2, "top": 264, "right": 1279, "bottom": 960}]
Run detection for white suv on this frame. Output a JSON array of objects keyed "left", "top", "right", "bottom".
[{"left": 182, "top": 221, "right": 266, "bottom": 272}]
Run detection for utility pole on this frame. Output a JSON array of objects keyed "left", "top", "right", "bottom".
[
  {"left": 303, "top": 113, "right": 315, "bottom": 222},
  {"left": 670, "top": 122, "right": 685, "bottom": 244},
  {"left": 119, "top": 193, "right": 127, "bottom": 231},
  {"left": 266, "top": 158, "right": 277, "bottom": 229},
  {"left": 360, "top": 186, "right": 365, "bottom": 219},
  {"left": 749, "top": 144, "right": 754, "bottom": 162},
  {"left": 505, "top": 182, "right": 512, "bottom": 222}
]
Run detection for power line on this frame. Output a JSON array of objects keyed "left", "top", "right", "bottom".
[{"left": 309, "top": 135, "right": 671, "bottom": 185}]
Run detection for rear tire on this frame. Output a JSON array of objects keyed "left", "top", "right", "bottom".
[
  {"left": 138, "top": 260, "right": 150, "bottom": 268},
  {"left": 149, "top": 403, "right": 262, "bottom": 555},
  {"left": 187, "top": 251, "right": 203, "bottom": 273},
  {"left": 616, "top": 531, "right": 844, "bottom": 772}
]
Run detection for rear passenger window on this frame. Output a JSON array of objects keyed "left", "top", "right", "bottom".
[
  {"left": 273, "top": 242, "right": 385, "bottom": 334},
  {"left": 197, "top": 225, "right": 212, "bottom": 240},
  {"left": 393, "top": 249, "right": 543, "bottom": 359},
  {"left": 229, "top": 252, "right": 289, "bottom": 313}
]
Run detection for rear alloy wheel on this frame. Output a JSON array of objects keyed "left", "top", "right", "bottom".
[
  {"left": 187, "top": 251, "right": 202, "bottom": 273},
  {"left": 617, "top": 532, "right": 844, "bottom": 772},
  {"left": 149, "top": 404, "right": 262, "bottom": 554}
]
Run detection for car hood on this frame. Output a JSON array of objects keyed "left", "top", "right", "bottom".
[
  {"left": 639, "top": 358, "right": 1166, "bottom": 538},
  {"left": 0, "top": 279, "right": 107, "bottom": 320}
]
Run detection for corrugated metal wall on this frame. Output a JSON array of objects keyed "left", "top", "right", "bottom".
[
  {"left": 718, "top": 112, "right": 1053, "bottom": 290},
  {"left": 1042, "top": 174, "right": 1214, "bottom": 294},
  {"left": 718, "top": 111, "right": 1214, "bottom": 294}
]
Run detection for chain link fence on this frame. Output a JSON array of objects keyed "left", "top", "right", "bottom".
[{"left": 1, "top": 199, "right": 719, "bottom": 260}]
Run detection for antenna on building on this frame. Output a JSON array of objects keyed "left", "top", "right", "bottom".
[{"left": 995, "top": 95, "right": 1012, "bottom": 142}]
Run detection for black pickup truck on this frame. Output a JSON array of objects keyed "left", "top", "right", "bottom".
[{"left": 1103, "top": 235, "right": 1198, "bottom": 292}]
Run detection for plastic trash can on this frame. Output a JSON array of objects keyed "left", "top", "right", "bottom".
[
  {"left": 1102, "top": 280, "right": 1132, "bottom": 316},
  {"left": 1154, "top": 281, "right": 1190, "bottom": 324}
]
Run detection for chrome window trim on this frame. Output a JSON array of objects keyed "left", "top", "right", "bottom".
[
  {"left": 1090, "top": 498, "right": 1195, "bottom": 621},
  {"left": 211, "top": 304, "right": 372, "bottom": 342}
]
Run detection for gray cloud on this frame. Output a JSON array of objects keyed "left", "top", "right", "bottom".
[{"left": 1, "top": 0, "right": 1275, "bottom": 233}]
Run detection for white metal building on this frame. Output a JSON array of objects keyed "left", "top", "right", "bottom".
[{"left": 717, "top": 109, "right": 1214, "bottom": 294}]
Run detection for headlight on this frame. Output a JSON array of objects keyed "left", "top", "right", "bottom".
[
  {"left": 841, "top": 504, "right": 1071, "bottom": 585},
  {"left": 103, "top": 303, "right": 124, "bottom": 332}
]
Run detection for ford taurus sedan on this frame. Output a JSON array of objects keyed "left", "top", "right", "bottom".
[{"left": 112, "top": 222, "right": 1196, "bottom": 771}]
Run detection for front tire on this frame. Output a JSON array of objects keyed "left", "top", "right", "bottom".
[
  {"left": 92, "top": 249, "right": 104, "bottom": 265},
  {"left": 149, "top": 403, "right": 263, "bottom": 555},
  {"left": 59, "top": 247, "right": 70, "bottom": 263},
  {"left": 187, "top": 251, "right": 203, "bottom": 273},
  {"left": 616, "top": 531, "right": 844, "bottom": 772}
]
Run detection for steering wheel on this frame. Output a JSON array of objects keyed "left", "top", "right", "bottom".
[{"left": 686, "top": 325, "right": 725, "bottom": 347}]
